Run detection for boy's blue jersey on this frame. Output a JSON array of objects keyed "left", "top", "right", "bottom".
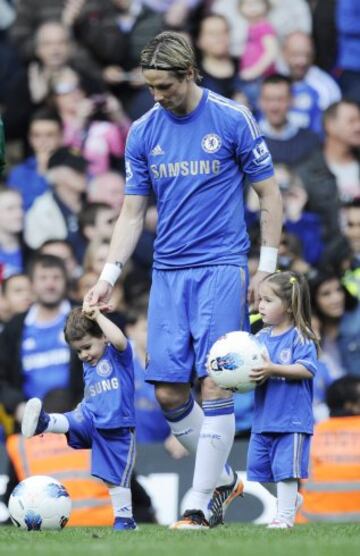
[
  {"left": 125, "top": 89, "right": 274, "bottom": 269},
  {"left": 82, "top": 342, "right": 135, "bottom": 429},
  {"left": 254, "top": 326, "right": 318, "bottom": 434}
]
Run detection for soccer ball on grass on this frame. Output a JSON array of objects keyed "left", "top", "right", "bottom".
[
  {"left": 207, "top": 331, "right": 266, "bottom": 392},
  {"left": 8, "top": 475, "right": 72, "bottom": 531}
]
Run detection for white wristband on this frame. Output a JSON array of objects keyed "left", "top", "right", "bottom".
[
  {"left": 99, "top": 262, "right": 123, "bottom": 286},
  {"left": 258, "top": 246, "right": 278, "bottom": 273}
]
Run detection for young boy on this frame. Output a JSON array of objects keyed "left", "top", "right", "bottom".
[{"left": 21, "top": 306, "right": 137, "bottom": 531}]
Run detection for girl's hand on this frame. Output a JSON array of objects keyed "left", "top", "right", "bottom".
[{"left": 249, "top": 353, "right": 273, "bottom": 383}]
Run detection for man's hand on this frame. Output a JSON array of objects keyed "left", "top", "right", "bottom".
[
  {"left": 83, "top": 280, "right": 113, "bottom": 310},
  {"left": 82, "top": 304, "right": 101, "bottom": 321},
  {"left": 247, "top": 270, "right": 270, "bottom": 310}
]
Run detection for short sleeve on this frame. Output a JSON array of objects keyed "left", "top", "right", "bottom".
[
  {"left": 109, "top": 342, "right": 133, "bottom": 366},
  {"left": 293, "top": 337, "right": 318, "bottom": 376},
  {"left": 124, "top": 124, "right": 151, "bottom": 196},
  {"left": 234, "top": 107, "right": 274, "bottom": 183}
]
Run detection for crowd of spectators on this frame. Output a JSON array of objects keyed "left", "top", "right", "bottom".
[{"left": 0, "top": 0, "right": 359, "bottom": 510}]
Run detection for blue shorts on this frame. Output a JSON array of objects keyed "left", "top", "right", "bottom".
[
  {"left": 65, "top": 405, "right": 135, "bottom": 486},
  {"left": 247, "top": 432, "right": 311, "bottom": 483},
  {"left": 146, "top": 264, "right": 249, "bottom": 383}
]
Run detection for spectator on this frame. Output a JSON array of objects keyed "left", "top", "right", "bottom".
[
  {"left": 280, "top": 31, "right": 342, "bottom": 134},
  {"left": 6, "top": 109, "right": 63, "bottom": 211},
  {"left": 73, "top": 0, "right": 164, "bottom": 118},
  {"left": 50, "top": 68, "right": 129, "bottom": 176},
  {"left": 78, "top": 202, "right": 118, "bottom": 243},
  {"left": 340, "top": 199, "right": 360, "bottom": 300},
  {"left": 336, "top": 0, "right": 360, "bottom": 103},
  {"left": 312, "top": 0, "right": 337, "bottom": 73},
  {"left": 0, "top": 254, "right": 83, "bottom": 425},
  {"left": 39, "top": 239, "right": 81, "bottom": 282},
  {"left": 3, "top": 20, "right": 99, "bottom": 143},
  {"left": 83, "top": 239, "right": 110, "bottom": 277},
  {"left": 125, "top": 308, "right": 170, "bottom": 444},
  {"left": 309, "top": 268, "right": 360, "bottom": 379},
  {"left": 1, "top": 274, "right": 33, "bottom": 323},
  {"left": 247, "top": 164, "right": 324, "bottom": 266},
  {"left": 196, "top": 14, "right": 237, "bottom": 99},
  {"left": 297, "top": 376, "right": 360, "bottom": 523},
  {"left": 236, "top": 0, "right": 278, "bottom": 110},
  {"left": 87, "top": 172, "right": 125, "bottom": 213},
  {"left": 259, "top": 74, "right": 320, "bottom": 166},
  {"left": 0, "top": 118, "right": 5, "bottom": 177},
  {"left": 24, "top": 146, "right": 88, "bottom": 262},
  {"left": 297, "top": 100, "right": 360, "bottom": 243},
  {"left": 0, "top": 187, "right": 27, "bottom": 279},
  {"left": 212, "top": 0, "right": 311, "bottom": 58},
  {"left": 9, "top": 0, "right": 102, "bottom": 65}
]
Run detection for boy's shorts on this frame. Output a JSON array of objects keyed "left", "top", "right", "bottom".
[
  {"left": 65, "top": 405, "right": 135, "bottom": 486},
  {"left": 146, "top": 263, "right": 249, "bottom": 383},
  {"left": 247, "top": 432, "right": 311, "bottom": 482}
]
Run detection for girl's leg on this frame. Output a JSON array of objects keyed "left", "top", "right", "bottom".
[{"left": 271, "top": 479, "right": 298, "bottom": 527}]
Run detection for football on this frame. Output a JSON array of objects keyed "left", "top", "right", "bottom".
[
  {"left": 207, "top": 331, "right": 266, "bottom": 392},
  {"left": 8, "top": 475, "right": 72, "bottom": 531}
]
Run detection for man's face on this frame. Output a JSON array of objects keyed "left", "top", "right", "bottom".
[
  {"left": 342, "top": 206, "right": 360, "bottom": 254},
  {"left": 326, "top": 104, "right": 360, "bottom": 148},
  {"left": 260, "top": 82, "right": 292, "bottom": 127},
  {"left": 143, "top": 69, "right": 191, "bottom": 114},
  {"left": 36, "top": 24, "right": 70, "bottom": 69},
  {"left": 29, "top": 120, "right": 62, "bottom": 155},
  {"left": 283, "top": 34, "right": 313, "bottom": 81},
  {"left": 4, "top": 275, "right": 33, "bottom": 315},
  {"left": 31, "top": 265, "right": 67, "bottom": 308}
]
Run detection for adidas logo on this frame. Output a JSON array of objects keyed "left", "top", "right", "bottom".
[{"left": 151, "top": 144, "right": 165, "bottom": 156}]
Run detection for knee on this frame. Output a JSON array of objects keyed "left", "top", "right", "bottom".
[
  {"left": 201, "top": 376, "right": 233, "bottom": 401},
  {"left": 155, "top": 383, "right": 190, "bottom": 411}
]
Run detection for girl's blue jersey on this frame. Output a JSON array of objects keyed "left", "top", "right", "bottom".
[
  {"left": 254, "top": 326, "right": 318, "bottom": 434},
  {"left": 125, "top": 88, "right": 274, "bottom": 269},
  {"left": 82, "top": 342, "right": 135, "bottom": 429}
]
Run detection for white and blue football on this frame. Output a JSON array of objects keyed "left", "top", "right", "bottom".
[{"left": 8, "top": 475, "right": 72, "bottom": 531}]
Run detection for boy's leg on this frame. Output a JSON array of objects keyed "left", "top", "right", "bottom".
[
  {"left": 21, "top": 398, "right": 69, "bottom": 437},
  {"left": 109, "top": 485, "right": 136, "bottom": 530},
  {"left": 91, "top": 428, "right": 137, "bottom": 531}
]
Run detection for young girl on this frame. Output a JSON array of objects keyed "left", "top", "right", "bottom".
[
  {"left": 248, "top": 270, "right": 318, "bottom": 528},
  {"left": 237, "top": 0, "right": 278, "bottom": 109},
  {"left": 21, "top": 306, "right": 137, "bottom": 531}
]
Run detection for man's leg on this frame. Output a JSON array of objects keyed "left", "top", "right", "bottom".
[
  {"left": 157, "top": 383, "right": 234, "bottom": 487},
  {"left": 183, "top": 378, "right": 236, "bottom": 520}
]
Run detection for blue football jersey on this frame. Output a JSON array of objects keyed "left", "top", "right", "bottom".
[
  {"left": 253, "top": 326, "right": 318, "bottom": 434},
  {"left": 125, "top": 88, "right": 274, "bottom": 269},
  {"left": 21, "top": 302, "right": 71, "bottom": 399},
  {"left": 82, "top": 342, "right": 135, "bottom": 429}
]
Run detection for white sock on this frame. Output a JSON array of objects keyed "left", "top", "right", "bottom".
[
  {"left": 109, "top": 486, "right": 133, "bottom": 519},
  {"left": 165, "top": 398, "right": 204, "bottom": 454},
  {"left": 186, "top": 410, "right": 236, "bottom": 519},
  {"left": 45, "top": 414, "right": 69, "bottom": 433},
  {"left": 276, "top": 480, "right": 298, "bottom": 525},
  {"left": 164, "top": 398, "right": 234, "bottom": 488}
]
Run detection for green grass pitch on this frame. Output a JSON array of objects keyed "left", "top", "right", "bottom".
[{"left": 0, "top": 524, "right": 359, "bottom": 556}]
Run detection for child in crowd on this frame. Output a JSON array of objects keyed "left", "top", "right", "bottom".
[
  {"left": 21, "top": 306, "right": 137, "bottom": 531},
  {"left": 237, "top": 0, "right": 278, "bottom": 109},
  {"left": 248, "top": 271, "right": 318, "bottom": 528},
  {"left": 0, "top": 187, "right": 25, "bottom": 279}
]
